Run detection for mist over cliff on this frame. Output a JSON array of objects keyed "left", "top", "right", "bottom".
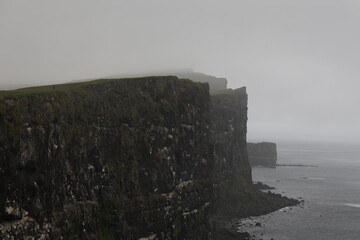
[{"left": 1, "top": 1, "right": 360, "bottom": 144}]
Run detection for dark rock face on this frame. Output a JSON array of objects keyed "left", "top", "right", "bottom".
[
  {"left": 0, "top": 76, "right": 250, "bottom": 239},
  {"left": 211, "top": 88, "right": 251, "bottom": 187},
  {"left": 247, "top": 142, "right": 277, "bottom": 168}
]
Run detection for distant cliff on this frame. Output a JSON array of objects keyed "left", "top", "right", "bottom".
[
  {"left": 247, "top": 142, "right": 277, "bottom": 168},
  {"left": 108, "top": 70, "right": 228, "bottom": 95},
  {"left": 174, "top": 71, "right": 228, "bottom": 94}
]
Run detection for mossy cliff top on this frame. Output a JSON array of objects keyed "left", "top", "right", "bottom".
[
  {"left": 0, "top": 76, "right": 208, "bottom": 98},
  {"left": 0, "top": 76, "right": 210, "bottom": 133}
]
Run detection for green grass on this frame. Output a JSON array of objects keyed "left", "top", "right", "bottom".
[{"left": 0, "top": 76, "right": 181, "bottom": 98}]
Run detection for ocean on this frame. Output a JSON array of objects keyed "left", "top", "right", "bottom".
[{"left": 236, "top": 142, "right": 360, "bottom": 240}]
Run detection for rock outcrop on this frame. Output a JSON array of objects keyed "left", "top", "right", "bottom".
[
  {"left": 0, "top": 76, "right": 251, "bottom": 239},
  {"left": 247, "top": 142, "right": 277, "bottom": 168}
]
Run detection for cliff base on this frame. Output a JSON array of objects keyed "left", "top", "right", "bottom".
[{"left": 213, "top": 183, "right": 299, "bottom": 240}]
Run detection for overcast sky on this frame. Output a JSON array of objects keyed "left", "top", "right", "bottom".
[{"left": 1, "top": 0, "right": 359, "bottom": 144}]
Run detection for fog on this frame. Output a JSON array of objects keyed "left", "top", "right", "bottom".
[{"left": 1, "top": 0, "right": 359, "bottom": 144}]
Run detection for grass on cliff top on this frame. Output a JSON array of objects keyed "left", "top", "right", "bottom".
[{"left": 0, "top": 76, "right": 180, "bottom": 98}]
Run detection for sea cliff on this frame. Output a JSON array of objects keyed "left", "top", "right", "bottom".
[
  {"left": 0, "top": 76, "right": 296, "bottom": 239},
  {"left": 247, "top": 142, "right": 277, "bottom": 168}
]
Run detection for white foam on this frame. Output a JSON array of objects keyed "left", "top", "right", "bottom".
[
  {"left": 345, "top": 203, "right": 360, "bottom": 208},
  {"left": 279, "top": 207, "right": 290, "bottom": 212},
  {"left": 299, "top": 177, "right": 327, "bottom": 180}
]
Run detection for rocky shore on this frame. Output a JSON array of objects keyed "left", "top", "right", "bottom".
[{"left": 213, "top": 182, "right": 300, "bottom": 240}]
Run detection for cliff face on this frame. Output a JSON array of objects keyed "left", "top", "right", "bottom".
[
  {"left": 247, "top": 142, "right": 277, "bottom": 168},
  {"left": 0, "top": 76, "right": 250, "bottom": 239},
  {"left": 211, "top": 89, "right": 251, "bottom": 187}
]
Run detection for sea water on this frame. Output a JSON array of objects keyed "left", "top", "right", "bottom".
[{"left": 237, "top": 142, "right": 360, "bottom": 240}]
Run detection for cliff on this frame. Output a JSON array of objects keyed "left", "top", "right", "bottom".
[
  {"left": 211, "top": 88, "right": 251, "bottom": 187},
  {"left": 174, "top": 72, "right": 228, "bottom": 94},
  {"left": 0, "top": 77, "right": 297, "bottom": 240},
  {"left": 0, "top": 76, "right": 251, "bottom": 239},
  {"left": 247, "top": 142, "right": 277, "bottom": 168},
  {"left": 108, "top": 70, "right": 228, "bottom": 95}
]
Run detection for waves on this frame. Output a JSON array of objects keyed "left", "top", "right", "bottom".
[
  {"left": 344, "top": 203, "right": 360, "bottom": 208},
  {"left": 298, "top": 177, "right": 327, "bottom": 180}
]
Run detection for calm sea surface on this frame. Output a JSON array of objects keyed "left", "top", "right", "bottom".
[{"left": 237, "top": 142, "right": 360, "bottom": 240}]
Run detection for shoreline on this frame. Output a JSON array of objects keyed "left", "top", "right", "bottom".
[
  {"left": 230, "top": 201, "right": 305, "bottom": 240},
  {"left": 276, "top": 164, "right": 318, "bottom": 167},
  {"left": 214, "top": 182, "right": 301, "bottom": 240}
]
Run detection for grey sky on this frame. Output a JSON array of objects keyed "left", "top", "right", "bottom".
[{"left": 1, "top": 0, "right": 359, "bottom": 144}]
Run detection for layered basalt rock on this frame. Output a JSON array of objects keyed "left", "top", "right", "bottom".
[
  {"left": 0, "top": 76, "right": 251, "bottom": 239},
  {"left": 247, "top": 142, "right": 277, "bottom": 168}
]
